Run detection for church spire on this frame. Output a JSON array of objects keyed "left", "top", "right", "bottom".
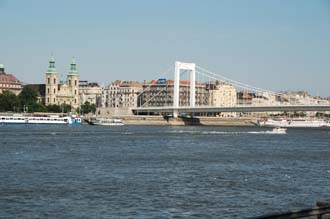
[
  {"left": 47, "top": 53, "right": 57, "bottom": 73},
  {"left": 68, "top": 57, "right": 78, "bottom": 75},
  {"left": 0, "top": 64, "right": 5, "bottom": 74}
]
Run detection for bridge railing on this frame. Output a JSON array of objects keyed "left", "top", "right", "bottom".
[{"left": 133, "top": 104, "right": 330, "bottom": 110}]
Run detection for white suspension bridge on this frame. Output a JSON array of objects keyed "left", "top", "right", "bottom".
[{"left": 133, "top": 61, "right": 330, "bottom": 118}]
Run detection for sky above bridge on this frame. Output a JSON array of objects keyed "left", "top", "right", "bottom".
[{"left": 0, "top": 0, "right": 329, "bottom": 96}]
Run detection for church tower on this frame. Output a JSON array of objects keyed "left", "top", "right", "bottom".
[
  {"left": 67, "top": 57, "right": 79, "bottom": 109},
  {"left": 45, "top": 54, "right": 58, "bottom": 105}
]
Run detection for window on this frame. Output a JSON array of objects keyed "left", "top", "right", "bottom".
[
  {"left": 53, "top": 88, "right": 56, "bottom": 94},
  {"left": 47, "top": 88, "right": 50, "bottom": 94},
  {"left": 74, "top": 80, "right": 77, "bottom": 86},
  {"left": 47, "top": 98, "right": 49, "bottom": 103},
  {"left": 54, "top": 78, "right": 56, "bottom": 84},
  {"left": 74, "top": 90, "right": 77, "bottom": 95},
  {"left": 69, "top": 80, "right": 71, "bottom": 86},
  {"left": 48, "top": 78, "right": 50, "bottom": 84}
]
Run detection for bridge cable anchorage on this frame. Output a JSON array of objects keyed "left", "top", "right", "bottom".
[
  {"left": 141, "top": 70, "right": 189, "bottom": 108},
  {"left": 137, "top": 66, "right": 173, "bottom": 98},
  {"left": 196, "top": 65, "right": 288, "bottom": 97}
]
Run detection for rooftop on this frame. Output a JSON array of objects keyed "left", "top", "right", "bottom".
[{"left": 0, "top": 73, "right": 21, "bottom": 83}]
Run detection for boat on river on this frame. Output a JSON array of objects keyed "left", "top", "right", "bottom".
[
  {"left": 259, "top": 118, "right": 327, "bottom": 128},
  {"left": 0, "top": 114, "right": 82, "bottom": 125},
  {"left": 88, "top": 118, "right": 124, "bottom": 126},
  {"left": 266, "top": 127, "right": 287, "bottom": 134}
]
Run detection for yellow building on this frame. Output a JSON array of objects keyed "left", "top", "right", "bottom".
[
  {"left": 45, "top": 55, "right": 79, "bottom": 110},
  {"left": 209, "top": 81, "right": 237, "bottom": 117}
]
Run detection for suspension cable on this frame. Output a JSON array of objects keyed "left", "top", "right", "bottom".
[
  {"left": 196, "top": 65, "right": 287, "bottom": 96},
  {"left": 141, "top": 70, "right": 189, "bottom": 107},
  {"left": 137, "top": 66, "right": 173, "bottom": 97}
]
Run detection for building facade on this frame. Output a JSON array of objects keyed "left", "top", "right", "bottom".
[
  {"left": 208, "top": 81, "right": 237, "bottom": 117},
  {"left": 0, "top": 64, "right": 23, "bottom": 95},
  {"left": 45, "top": 55, "right": 79, "bottom": 109},
  {"left": 79, "top": 81, "right": 102, "bottom": 107},
  {"left": 281, "top": 91, "right": 318, "bottom": 105},
  {"left": 140, "top": 79, "right": 209, "bottom": 107},
  {"left": 101, "top": 81, "right": 143, "bottom": 108}
]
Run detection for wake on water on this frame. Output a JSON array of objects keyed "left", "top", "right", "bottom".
[{"left": 166, "top": 130, "right": 286, "bottom": 135}]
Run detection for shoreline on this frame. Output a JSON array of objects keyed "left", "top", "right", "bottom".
[{"left": 85, "top": 115, "right": 258, "bottom": 126}]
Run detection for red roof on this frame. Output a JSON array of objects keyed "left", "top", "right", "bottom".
[{"left": 0, "top": 74, "right": 21, "bottom": 83}]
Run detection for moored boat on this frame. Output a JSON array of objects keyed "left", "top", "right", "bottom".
[
  {"left": 0, "top": 114, "right": 82, "bottom": 125},
  {"left": 258, "top": 118, "right": 327, "bottom": 128},
  {"left": 88, "top": 117, "right": 124, "bottom": 126}
]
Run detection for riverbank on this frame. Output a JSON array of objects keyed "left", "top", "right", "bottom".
[{"left": 85, "top": 115, "right": 258, "bottom": 126}]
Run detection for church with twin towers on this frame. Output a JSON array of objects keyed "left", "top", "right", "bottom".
[{"left": 45, "top": 55, "right": 80, "bottom": 110}]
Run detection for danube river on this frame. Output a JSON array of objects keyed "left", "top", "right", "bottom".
[{"left": 0, "top": 125, "right": 329, "bottom": 218}]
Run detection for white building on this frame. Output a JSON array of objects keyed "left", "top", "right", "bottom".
[
  {"left": 283, "top": 91, "right": 318, "bottom": 105},
  {"left": 79, "top": 81, "right": 102, "bottom": 107},
  {"left": 101, "top": 81, "right": 143, "bottom": 108},
  {"left": 251, "top": 92, "right": 279, "bottom": 106},
  {"left": 208, "top": 81, "right": 237, "bottom": 117}
]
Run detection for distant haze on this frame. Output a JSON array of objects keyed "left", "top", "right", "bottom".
[{"left": 0, "top": 0, "right": 329, "bottom": 96}]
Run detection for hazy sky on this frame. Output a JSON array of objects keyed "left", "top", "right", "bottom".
[{"left": 1, "top": 0, "right": 329, "bottom": 96}]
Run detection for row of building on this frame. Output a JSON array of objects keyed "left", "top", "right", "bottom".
[{"left": 1, "top": 56, "right": 329, "bottom": 116}]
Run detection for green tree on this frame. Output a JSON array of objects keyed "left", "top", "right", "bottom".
[
  {"left": 90, "top": 103, "right": 96, "bottom": 114},
  {"left": 0, "top": 90, "right": 19, "bottom": 112},
  {"left": 46, "top": 104, "right": 61, "bottom": 113},
  {"left": 45, "top": 104, "right": 71, "bottom": 113},
  {"left": 80, "top": 101, "right": 96, "bottom": 115},
  {"left": 18, "top": 86, "right": 44, "bottom": 112},
  {"left": 61, "top": 104, "right": 72, "bottom": 113}
]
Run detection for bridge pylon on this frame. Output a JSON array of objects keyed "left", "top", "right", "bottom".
[{"left": 173, "top": 61, "right": 196, "bottom": 118}]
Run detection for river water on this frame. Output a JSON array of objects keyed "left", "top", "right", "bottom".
[{"left": 0, "top": 125, "right": 329, "bottom": 218}]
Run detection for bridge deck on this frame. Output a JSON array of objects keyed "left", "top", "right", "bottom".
[{"left": 133, "top": 105, "right": 330, "bottom": 113}]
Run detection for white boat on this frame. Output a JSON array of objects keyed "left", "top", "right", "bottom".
[
  {"left": 259, "top": 118, "right": 327, "bottom": 128},
  {"left": 0, "top": 114, "right": 82, "bottom": 125},
  {"left": 89, "top": 118, "right": 124, "bottom": 126},
  {"left": 326, "top": 120, "right": 330, "bottom": 127},
  {"left": 266, "top": 127, "right": 287, "bottom": 134}
]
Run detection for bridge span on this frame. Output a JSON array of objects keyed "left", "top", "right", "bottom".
[
  {"left": 133, "top": 105, "right": 330, "bottom": 116},
  {"left": 135, "top": 61, "right": 330, "bottom": 118}
]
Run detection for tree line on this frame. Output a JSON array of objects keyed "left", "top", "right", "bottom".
[{"left": 0, "top": 86, "right": 96, "bottom": 114}]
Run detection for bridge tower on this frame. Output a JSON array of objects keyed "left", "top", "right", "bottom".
[{"left": 173, "top": 61, "right": 196, "bottom": 118}]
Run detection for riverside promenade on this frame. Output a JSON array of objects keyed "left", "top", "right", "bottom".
[{"left": 83, "top": 115, "right": 257, "bottom": 126}]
